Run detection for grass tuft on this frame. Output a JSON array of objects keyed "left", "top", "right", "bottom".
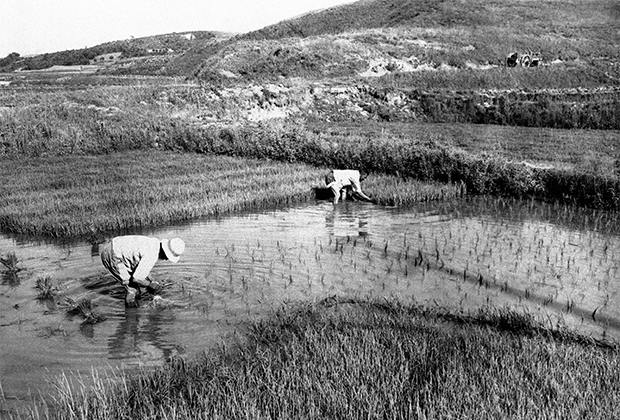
[{"left": 60, "top": 297, "right": 106, "bottom": 325}]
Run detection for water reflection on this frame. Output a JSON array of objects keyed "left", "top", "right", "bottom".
[
  {"left": 108, "top": 308, "right": 178, "bottom": 362},
  {"left": 325, "top": 204, "right": 369, "bottom": 238},
  {"left": 90, "top": 242, "right": 100, "bottom": 257},
  {"left": 2, "top": 270, "right": 20, "bottom": 287}
]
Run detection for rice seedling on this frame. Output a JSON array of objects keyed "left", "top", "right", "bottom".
[
  {"left": 60, "top": 297, "right": 106, "bottom": 325},
  {"left": 34, "top": 276, "right": 61, "bottom": 300},
  {"left": 149, "top": 295, "right": 174, "bottom": 310},
  {"left": 0, "top": 252, "right": 22, "bottom": 287},
  {"left": 0, "top": 252, "right": 21, "bottom": 272}
]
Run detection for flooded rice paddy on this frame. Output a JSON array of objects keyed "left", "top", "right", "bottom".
[{"left": 2, "top": 197, "right": 620, "bottom": 411}]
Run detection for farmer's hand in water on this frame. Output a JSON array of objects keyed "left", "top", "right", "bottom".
[
  {"left": 125, "top": 287, "right": 139, "bottom": 307},
  {"left": 147, "top": 281, "right": 163, "bottom": 294}
]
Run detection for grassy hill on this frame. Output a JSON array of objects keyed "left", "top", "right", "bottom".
[
  {"left": 0, "top": 31, "right": 228, "bottom": 73},
  {"left": 2, "top": 0, "right": 619, "bottom": 129},
  {"left": 244, "top": 0, "right": 620, "bottom": 44},
  {"left": 188, "top": 0, "right": 620, "bottom": 83},
  {"left": 5, "top": 0, "right": 619, "bottom": 82}
]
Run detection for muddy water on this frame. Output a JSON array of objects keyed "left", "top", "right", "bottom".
[{"left": 2, "top": 197, "right": 620, "bottom": 412}]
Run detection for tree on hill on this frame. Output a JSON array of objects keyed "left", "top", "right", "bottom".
[
  {"left": 0, "top": 31, "right": 217, "bottom": 72},
  {"left": 0, "top": 52, "right": 21, "bottom": 70}
]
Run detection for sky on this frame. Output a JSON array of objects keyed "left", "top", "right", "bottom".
[{"left": 0, "top": 0, "right": 357, "bottom": 58}]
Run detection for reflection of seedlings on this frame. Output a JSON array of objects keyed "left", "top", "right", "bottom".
[
  {"left": 61, "top": 297, "right": 106, "bottom": 325},
  {"left": 38, "top": 323, "right": 68, "bottom": 339},
  {"left": 1, "top": 252, "right": 22, "bottom": 287},
  {"left": 35, "top": 276, "right": 61, "bottom": 300},
  {"left": 2, "top": 271, "right": 20, "bottom": 287}
]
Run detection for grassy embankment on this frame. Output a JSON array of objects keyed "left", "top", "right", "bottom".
[
  {"left": 9, "top": 298, "right": 619, "bottom": 420},
  {"left": 1, "top": 83, "right": 619, "bottom": 239}
]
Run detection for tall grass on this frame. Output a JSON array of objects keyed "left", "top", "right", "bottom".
[
  {"left": 0, "top": 151, "right": 320, "bottom": 238},
  {"left": 310, "top": 121, "right": 620, "bottom": 173},
  {"left": 169, "top": 121, "right": 620, "bottom": 210},
  {"left": 14, "top": 298, "right": 620, "bottom": 419}
]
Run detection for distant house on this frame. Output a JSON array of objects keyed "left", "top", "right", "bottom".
[
  {"left": 182, "top": 33, "right": 195, "bottom": 41},
  {"left": 90, "top": 52, "right": 122, "bottom": 64}
]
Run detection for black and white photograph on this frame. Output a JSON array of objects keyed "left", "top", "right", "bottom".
[{"left": 1, "top": 0, "right": 620, "bottom": 418}]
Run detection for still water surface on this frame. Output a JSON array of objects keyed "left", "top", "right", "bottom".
[{"left": 1, "top": 197, "right": 620, "bottom": 411}]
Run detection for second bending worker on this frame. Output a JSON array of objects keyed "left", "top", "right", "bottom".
[
  {"left": 100, "top": 235, "right": 185, "bottom": 307},
  {"left": 325, "top": 169, "right": 374, "bottom": 204}
]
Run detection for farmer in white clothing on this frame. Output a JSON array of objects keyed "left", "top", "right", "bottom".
[
  {"left": 325, "top": 169, "right": 373, "bottom": 204},
  {"left": 100, "top": 235, "right": 185, "bottom": 307}
]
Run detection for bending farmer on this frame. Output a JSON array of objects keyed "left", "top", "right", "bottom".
[
  {"left": 100, "top": 235, "right": 185, "bottom": 307},
  {"left": 325, "top": 169, "right": 373, "bottom": 204}
]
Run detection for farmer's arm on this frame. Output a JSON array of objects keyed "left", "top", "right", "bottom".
[
  {"left": 132, "top": 252, "right": 159, "bottom": 285},
  {"left": 116, "top": 263, "right": 131, "bottom": 284},
  {"left": 350, "top": 178, "right": 373, "bottom": 201}
]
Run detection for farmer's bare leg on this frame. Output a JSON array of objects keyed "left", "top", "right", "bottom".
[{"left": 330, "top": 185, "right": 341, "bottom": 204}]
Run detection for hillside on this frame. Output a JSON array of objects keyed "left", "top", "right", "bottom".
[
  {"left": 244, "top": 0, "right": 620, "bottom": 44},
  {"left": 240, "top": 0, "right": 434, "bottom": 39},
  {"left": 0, "top": 31, "right": 228, "bottom": 73},
  {"left": 4, "top": 0, "right": 619, "bottom": 81},
  {"left": 188, "top": 0, "right": 620, "bottom": 83}
]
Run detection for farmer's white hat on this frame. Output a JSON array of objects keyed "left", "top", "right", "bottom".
[{"left": 162, "top": 238, "right": 185, "bottom": 263}]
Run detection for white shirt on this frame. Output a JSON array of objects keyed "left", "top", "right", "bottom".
[
  {"left": 105, "top": 235, "right": 160, "bottom": 282},
  {"left": 327, "top": 169, "right": 363, "bottom": 193}
]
